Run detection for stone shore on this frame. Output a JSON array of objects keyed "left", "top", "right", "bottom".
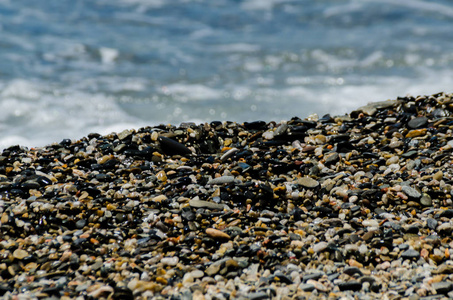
[{"left": 1, "top": 93, "right": 453, "bottom": 299}]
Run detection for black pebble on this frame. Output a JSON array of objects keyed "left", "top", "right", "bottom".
[
  {"left": 158, "top": 136, "right": 192, "bottom": 156},
  {"left": 338, "top": 281, "right": 362, "bottom": 291}
]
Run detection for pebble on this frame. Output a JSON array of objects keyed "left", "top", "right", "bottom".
[
  {"left": 161, "top": 256, "right": 179, "bottom": 266},
  {"left": 207, "top": 176, "right": 236, "bottom": 185},
  {"left": 297, "top": 176, "right": 319, "bottom": 188},
  {"left": 401, "top": 249, "right": 420, "bottom": 259},
  {"left": 402, "top": 185, "right": 421, "bottom": 199},
  {"left": 313, "top": 241, "right": 328, "bottom": 253},
  {"left": 408, "top": 116, "right": 428, "bottom": 129},
  {"left": 206, "top": 228, "right": 231, "bottom": 240},
  {"left": 189, "top": 198, "right": 225, "bottom": 210},
  {"left": 13, "top": 249, "right": 29, "bottom": 260}
]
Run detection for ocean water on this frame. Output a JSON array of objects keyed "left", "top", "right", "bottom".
[{"left": 1, "top": 0, "right": 453, "bottom": 148}]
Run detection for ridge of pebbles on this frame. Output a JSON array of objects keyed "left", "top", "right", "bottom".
[{"left": 1, "top": 93, "right": 453, "bottom": 299}]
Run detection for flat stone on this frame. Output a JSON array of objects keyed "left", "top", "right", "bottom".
[
  {"left": 402, "top": 186, "right": 421, "bottom": 199},
  {"left": 324, "top": 152, "right": 339, "bottom": 165},
  {"left": 207, "top": 176, "right": 236, "bottom": 185},
  {"left": 408, "top": 116, "right": 428, "bottom": 129},
  {"left": 433, "top": 264, "right": 453, "bottom": 275},
  {"left": 13, "top": 249, "right": 29, "bottom": 260},
  {"left": 431, "top": 281, "right": 453, "bottom": 294},
  {"left": 313, "top": 241, "right": 328, "bottom": 253},
  {"left": 427, "top": 218, "right": 437, "bottom": 230},
  {"left": 302, "top": 272, "right": 324, "bottom": 282},
  {"left": 401, "top": 249, "right": 420, "bottom": 259},
  {"left": 357, "top": 100, "right": 400, "bottom": 115},
  {"left": 206, "top": 228, "right": 230, "bottom": 240},
  {"left": 338, "top": 281, "right": 362, "bottom": 291},
  {"left": 299, "top": 283, "right": 315, "bottom": 292},
  {"left": 205, "top": 264, "right": 221, "bottom": 276},
  {"left": 297, "top": 176, "right": 319, "bottom": 188},
  {"left": 189, "top": 199, "right": 225, "bottom": 210}
]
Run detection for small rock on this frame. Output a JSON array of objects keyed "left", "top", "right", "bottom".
[
  {"left": 402, "top": 186, "right": 421, "bottom": 199},
  {"left": 207, "top": 176, "right": 236, "bottom": 185},
  {"left": 313, "top": 241, "right": 328, "bottom": 253},
  {"left": 431, "top": 282, "right": 453, "bottom": 294},
  {"left": 189, "top": 199, "right": 225, "bottom": 210},
  {"left": 324, "top": 152, "right": 339, "bottom": 165},
  {"left": 343, "top": 267, "right": 363, "bottom": 276},
  {"left": 405, "top": 129, "right": 427, "bottom": 138},
  {"left": 297, "top": 176, "right": 319, "bottom": 188},
  {"left": 205, "top": 264, "right": 221, "bottom": 276},
  {"left": 13, "top": 249, "right": 29, "bottom": 260},
  {"left": 161, "top": 256, "right": 179, "bottom": 266},
  {"left": 206, "top": 228, "right": 230, "bottom": 240},
  {"left": 408, "top": 116, "right": 428, "bottom": 129},
  {"left": 338, "top": 281, "right": 362, "bottom": 291},
  {"left": 118, "top": 129, "right": 133, "bottom": 140},
  {"left": 421, "top": 194, "right": 432, "bottom": 206},
  {"left": 158, "top": 136, "right": 192, "bottom": 156},
  {"left": 401, "top": 249, "right": 420, "bottom": 259},
  {"left": 248, "top": 292, "right": 269, "bottom": 300}
]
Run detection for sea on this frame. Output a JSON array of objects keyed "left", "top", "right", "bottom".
[{"left": 1, "top": 0, "right": 453, "bottom": 149}]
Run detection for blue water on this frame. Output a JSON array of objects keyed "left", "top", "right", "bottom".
[{"left": 1, "top": 0, "right": 453, "bottom": 148}]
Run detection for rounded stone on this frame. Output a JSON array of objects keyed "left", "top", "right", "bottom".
[
  {"left": 13, "top": 249, "right": 29, "bottom": 260},
  {"left": 297, "top": 177, "right": 319, "bottom": 188},
  {"left": 206, "top": 228, "right": 231, "bottom": 240},
  {"left": 407, "top": 116, "right": 428, "bottom": 129}
]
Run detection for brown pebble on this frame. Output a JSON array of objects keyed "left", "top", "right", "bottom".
[{"left": 206, "top": 228, "right": 230, "bottom": 240}]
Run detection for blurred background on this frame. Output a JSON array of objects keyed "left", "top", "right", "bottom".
[{"left": 0, "top": 0, "right": 452, "bottom": 148}]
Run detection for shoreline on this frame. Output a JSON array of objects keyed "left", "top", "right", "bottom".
[{"left": 1, "top": 92, "right": 453, "bottom": 299}]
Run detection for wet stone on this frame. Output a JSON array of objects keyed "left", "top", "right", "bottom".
[
  {"left": 408, "top": 116, "right": 428, "bottom": 129},
  {"left": 401, "top": 249, "right": 420, "bottom": 259},
  {"left": 158, "top": 136, "right": 192, "bottom": 156},
  {"left": 338, "top": 281, "right": 362, "bottom": 291}
]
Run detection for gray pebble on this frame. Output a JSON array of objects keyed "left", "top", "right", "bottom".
[
  {"left": 402, "top": 186, "right": 421, "bottom": 199},
  {"left": 401, "top": 249, "right": 420, "bottom": 259},
  {"left": 408, "top": 116, "right": 428, "bottom": 129},
  {"left": 189, "top": 199, "right": 225, "bottom": 210}
]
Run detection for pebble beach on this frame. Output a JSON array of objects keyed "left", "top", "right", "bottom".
[{"left": 2, "top": 93, "right": 453, "bottom": 300}]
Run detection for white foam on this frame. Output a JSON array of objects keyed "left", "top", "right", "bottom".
[
  {"left": 164, "top": 84, "right": 222, "bottom": 101},
  {"left": 99, "top": 47, "right": 119, "bottom": 64}
]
